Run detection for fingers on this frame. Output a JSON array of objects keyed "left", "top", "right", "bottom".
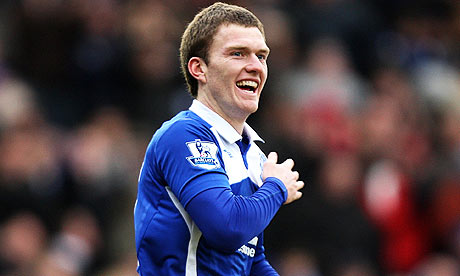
[
  {"left": 292, "top": 171, "right": 299, "bottom": 181},
  {"left": 295, "top": 191, "right": 303, "bottom": 201},
  {"left": 266, "top": 153, "right": 295, "bottom": 170},
  {"left": 292, "top": 181, "right": 304, "bottom": 200},
  {"left": 296, "top": 180, "right": 304, "bottom": 190},
  {"left": 281, "top": 158, "right": 294, "bottom": 169},
  {"left": 285, "top": 181, "right": 305, "bottom": 205},
  {"left": 266, "top": 152, "right": 278, "bottom": 164}
]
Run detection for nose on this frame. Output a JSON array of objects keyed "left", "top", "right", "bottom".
[{"left": 245, "top": 54, "right": 265, "bottom": 74}]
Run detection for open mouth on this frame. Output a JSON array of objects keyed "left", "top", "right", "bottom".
[{"left": 236, "top": 80, "right": 258, "bottom": 93}]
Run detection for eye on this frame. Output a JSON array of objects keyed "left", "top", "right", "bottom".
[
  {"left": 232, "top": 51, "right": 242, "bottom": 57},
  {"left": 257, "top": 54, "right": 267, "bottom": 60}
]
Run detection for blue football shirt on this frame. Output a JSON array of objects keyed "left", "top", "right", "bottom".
[{"left": 134, "top": 100, "right": 285, "bottom": 276}]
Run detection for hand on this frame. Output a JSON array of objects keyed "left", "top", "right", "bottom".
[{"left": 262, "top": 152, "right": 304, "bottom": 204}]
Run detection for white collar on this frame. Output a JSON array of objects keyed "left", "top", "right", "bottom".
[{"left": 189, "top": 100, "right": 264, "bottom": 144}]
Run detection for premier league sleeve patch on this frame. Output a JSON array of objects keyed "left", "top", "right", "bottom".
[{"left": 186, "top": 139, "right": 220, "bottom": 169}]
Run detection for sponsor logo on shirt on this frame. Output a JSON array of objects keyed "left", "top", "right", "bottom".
[
  {"left": 186, "top": 139, "right": 220, "bottom": 169},
  {"left": 238, "top": 245, "right": 255, "bottom": 257},
  {"left": 238, "top": 236, "right": 258, "bottom": 257},
  {"left": 248, "top": 236, "right": 258, "bottom": 246}
]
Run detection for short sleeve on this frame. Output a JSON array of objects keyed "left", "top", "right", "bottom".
[{"left": 152, "top": 119, "right": 229, "bottom": 207}]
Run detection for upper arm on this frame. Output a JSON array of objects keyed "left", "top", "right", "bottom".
[{"left": 154, "top": 120, "right": 228, "bottom": 206}]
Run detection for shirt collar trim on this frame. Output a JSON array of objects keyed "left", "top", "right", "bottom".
[{"left": 189, "top": 100, "right": 264, "bottom": 144}]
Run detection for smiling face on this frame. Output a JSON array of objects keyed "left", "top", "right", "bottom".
[{"left": 195, "top": 24, "right": 269, "bottom": 132}]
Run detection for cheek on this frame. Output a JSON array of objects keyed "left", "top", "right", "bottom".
[
  {"left": 210, "top": 64, "right": 233, "bottom": 83},
  {"left": 207, "top": 69, "right": 226, "bottom": 88},
  {"left": 260, "top": 69, "right": 268, "bottom": 87}
]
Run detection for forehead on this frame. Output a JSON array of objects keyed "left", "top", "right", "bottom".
[{"left": 210, "top": 23, "right": 268, "bottom": 52}]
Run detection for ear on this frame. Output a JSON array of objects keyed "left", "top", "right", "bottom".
[{"left": 188, "top": 57, "right": 207, "bottom": 84}]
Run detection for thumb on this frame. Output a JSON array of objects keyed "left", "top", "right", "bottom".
[{"left": 266, "top": 152, "right": 278, "bottom": 164}]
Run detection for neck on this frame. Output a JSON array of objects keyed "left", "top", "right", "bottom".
[{"left": 196, "top": 97, "right": 246, "bottom": 135}]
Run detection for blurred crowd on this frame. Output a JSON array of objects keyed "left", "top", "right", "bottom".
[{"left": 0, "top": 0, "right": 459, "bottom": 275}]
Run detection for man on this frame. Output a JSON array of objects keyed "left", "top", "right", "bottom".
[{"left": 134, "top": 2, "right": 304, "bottom": 275}]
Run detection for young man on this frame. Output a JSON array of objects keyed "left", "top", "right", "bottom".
[{"left": 134, "top": 2, "right": 304, "bottom": 275}]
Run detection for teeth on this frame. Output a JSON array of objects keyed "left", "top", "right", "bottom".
[{"left": 236, "top": 80, "right": 258, "bottom": 89}]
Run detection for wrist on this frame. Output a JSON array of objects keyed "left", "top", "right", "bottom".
[{"left": 263, "top": 177, "right": 288, "bottom": 202}]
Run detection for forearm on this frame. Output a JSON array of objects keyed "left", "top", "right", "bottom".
[{"left": 185, "top": 177, "right": 287, "bottom": 251}]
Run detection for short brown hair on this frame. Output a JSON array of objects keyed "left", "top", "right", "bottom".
[{"left": 179, "top": 2, "right": 265, "bottom": 97}]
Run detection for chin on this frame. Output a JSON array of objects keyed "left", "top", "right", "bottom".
[
  {"left": 237, "top": 100, "right": 259, "bottom": 116},
  {"left": 246, "top": 104, "right": 259, "bottom": 115}
]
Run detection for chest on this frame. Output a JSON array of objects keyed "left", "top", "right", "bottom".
[{"left": 219, "top": 140, "right": 266, "bottom": 188}]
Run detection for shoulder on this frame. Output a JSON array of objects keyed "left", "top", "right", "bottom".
[
  {"left": 144, "top": 111, "right": 225, "bottom": 183},
  {"left": 147, "top": 111, "right": 218, "bottom": 156},
  {"left": 154, "top": 111, "right": 214, "bottom": 143}
]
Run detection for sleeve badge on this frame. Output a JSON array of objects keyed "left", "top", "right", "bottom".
[{"left": 186, "top": 139, "right": 220, "bottom": 169}]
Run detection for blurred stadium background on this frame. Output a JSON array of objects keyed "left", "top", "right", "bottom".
[{"left": 0, "top": 0, "right": 460, "bottom": 275}]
